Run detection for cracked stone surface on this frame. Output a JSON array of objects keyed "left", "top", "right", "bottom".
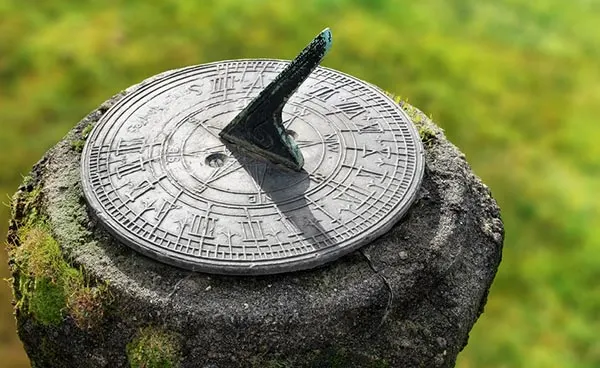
[{"left": 7, "top": 71, "right": 503, "bottom": 368}]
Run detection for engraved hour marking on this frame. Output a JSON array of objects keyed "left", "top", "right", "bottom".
[
  {"left": 123, "top": 175, "right": 167, "bottom": 203},
  {"left": 376, "top": 157, "right": 398, "bottom": 168},
  {"left": 273, "top": 206, "right": 313, "bottom": 252},
  {"left": 324, "top": 179, "right": 378, "bottom": 209},
  {"left": 362, "top": 144, "right": 391, "bottom": 158},
  {"left": 333, "top": 187, "right": 363, "bottom": 204},
  {"left": 244, "top": 61, "right": 269, "bottom": 98},
  {"left": 338, "top": 203, "right": 376, "bottom": 230},
  {"left": 355, "top": 120, "right": 384, "bottom": 134},
  {"left": 327, "top": 100, "right": 366, "bottom": 119},
  {"left": 240, "top": 209, "right": 267, "bottom": 242},
  {"left": 113, "top": 157, "right": 146, "bottom": 178},
  {"left": 237, "top": 61, "right": 250, "bottom": 85},
  {"left": 303, "top": 79, "right": 351, "bottom": 102},
  {"left": 152, "top": 191, "right": 183, "bottom": 232},
  {"left": 324, "top": 133, "right": 339, "bottom": 152},
  {"left": 188, "top": 206, "right": 218, "bottom": 244},
  {"left": 342, "top": 164, "right": 388, "bottom": 182},
  {"left": 346, "top": 145, "right": 392, "bottom": 158},
  {"left": 339, "top": 121, "right": 384, "bottom": 134},
  {"left": 307, "top": 85, "right": 338, "bottom": 102},
  {"left": 114, "top": 137, "right": 146, "bottom": 156},
  {"left": 211, "top": 63, "right": 236, "bottom": 99},
  {"left": 294, "top": 132, "right": 339, "bottom": 152}
]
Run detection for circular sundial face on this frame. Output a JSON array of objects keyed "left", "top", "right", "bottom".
[{"left": 81, "top": 59, "right": 424, "bottom": 275}]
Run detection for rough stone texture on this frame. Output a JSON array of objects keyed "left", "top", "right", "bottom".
[{"left": 6, "top": 72, "right": 503, "bottom": 368}]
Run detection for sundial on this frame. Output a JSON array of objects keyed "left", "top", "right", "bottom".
[{"left": 81, "top": 28, "right": 425, "bottom": 275}]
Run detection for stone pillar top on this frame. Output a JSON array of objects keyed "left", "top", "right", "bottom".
[{"left": 7, "top": 72, "right": 503, "bottom": 367}]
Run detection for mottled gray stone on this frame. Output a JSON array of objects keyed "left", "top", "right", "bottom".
[{"left": 8, "top": 72, "right": 503, "bottom": 368}]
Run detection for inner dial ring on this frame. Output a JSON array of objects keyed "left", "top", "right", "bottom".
[{"left": 159, "top": 100, "right": 346, "bottom": 208}]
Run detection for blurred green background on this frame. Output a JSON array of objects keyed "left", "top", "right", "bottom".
[{"left": 1, "top": 0, "right": 599, "bottom": 367}]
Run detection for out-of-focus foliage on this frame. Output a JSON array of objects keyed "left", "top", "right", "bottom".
[{"left": 1, "top": 0, "right": 598, "bottom": 367}]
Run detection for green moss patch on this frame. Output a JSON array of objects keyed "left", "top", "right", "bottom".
[
  {"left": 9, "top": 223, "right": 108, "bottom": 327},
  {"left": 8, "top": 183, "right": 108, "bottom": 328},
  {"left": 385, "top": 94, "right": 438, "bottom": 148},
  {"left": 71, "top": 122, "right": 94, "bottom": 153},
  {"left": 126, "top": 327, "right": 181, "bottom": 368},
  {"left": 417, "top": 125, "right": 437, "bottom": 147}
]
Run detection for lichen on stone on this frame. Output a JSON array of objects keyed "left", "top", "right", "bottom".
[{"left": 126, "top": 327, "right": 181, "bottom": 368}]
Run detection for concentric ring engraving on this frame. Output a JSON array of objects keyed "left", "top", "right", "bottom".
[{"left": 81, "top": 60, "right": 425, "bottom": 275}]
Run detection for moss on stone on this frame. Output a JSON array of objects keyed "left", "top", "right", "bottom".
[
  {"left": 67, "top": 281, "right": 109, "bottom": 329},
  {"left": 417, "top": 125, "right": 437, "bottom": 147},
  {"left": 385, "top": 92, "right": 439, "bottom": 148},
  {"left": 71, "top": 140, "right": 85, "bottom": 153},
  {"left": 126, "top": 327, "right": 181, "bottom": 368},
  {"left": 8, "top": 181, "right": 109, "bottom": 328},
  {"left": 11, "top": 225, "right": 68, "bottom": 325},
  {"left": 70, "top": 122, "right": 94, "bottom": 152}
]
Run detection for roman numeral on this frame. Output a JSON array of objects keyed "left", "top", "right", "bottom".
[
  {"left": 309, "top": 85, "right": 338, "bottom": 102},
  {"left": 123, "top": 175, "right": 166, "bottom": 203},
  {"left": 114, "top": 157, "right": 146, "bottom": 178},
  {"left": 328, "top": 101, "right": 366, "bottom": 120},
  {"left": 114, "top": 137, "right": 146, "bottom": 156},
  {"left": 210, "top": 63, "right": 237, "bottom": 99},
  {"left": 361, "top": 144, "right": 392, "bottom": 158},
  {"left": 243, "top": 61, "right": 270, "bottom": 97},
  {"left": 352, "top": 165, "right": 388, "bottom": 182},
  {"left": 245, "top": 72, "right": 265, "bottom": 92},
  {"left": 241, "top": 219, "right": 267, "bottom": 242},
  {"left": 188, "top": 212, "right": 217, "bottom": 240},
  {"left": 323, "top": 133, "right": 340, "bottom": 152},
  {"left": 354, "top": 120, "right": 384, "bottom": 134},
  {"left": 240, "top": 209, "right": 267, "bottom": 242},
  {"left": 153, "top": 196, "right": 182, "bottom": 223},
  {"left": 175, "top": 205, "right": 218, "bottom": 251},
  {"left": 211, "top": 76, "right": 236, "bottom": 93}
]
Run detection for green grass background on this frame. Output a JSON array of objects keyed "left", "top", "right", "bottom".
[{"left": 1, "top": 0, "right": 599, "bottom": 367}]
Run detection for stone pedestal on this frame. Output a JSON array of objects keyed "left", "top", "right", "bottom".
[{"left": 6, "top": 79, "right": 503, "bottom": 368}]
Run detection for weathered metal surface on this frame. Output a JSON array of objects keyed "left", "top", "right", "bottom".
[
  {"left": 80, "top": 56, "right": 424, "bottom": 276},
  {"left": 220, "top": 28, "right": 332, "bottom": 171}
]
